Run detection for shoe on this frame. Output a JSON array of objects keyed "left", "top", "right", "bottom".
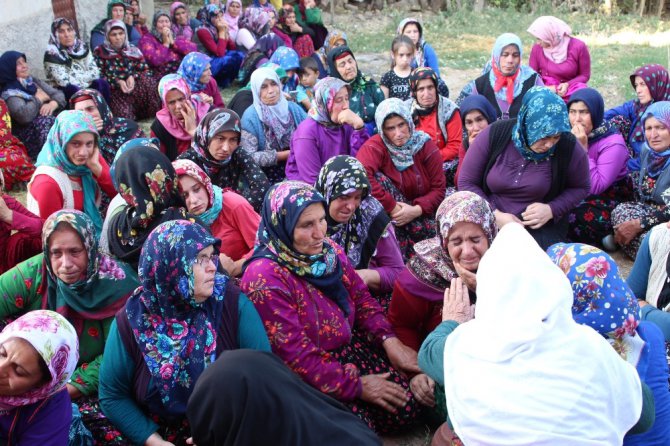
[{"left": 601, "top": 234, "right": 618, "bottom": 252}]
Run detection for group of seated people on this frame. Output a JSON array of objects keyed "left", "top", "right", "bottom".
[{"left": 2, "top": 6, "right": 670, "bottom": 445}]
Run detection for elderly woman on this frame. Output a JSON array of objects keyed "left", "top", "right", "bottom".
[
  {"left": 26, "top": 111, "right": 116, "bottom": 235},
  {"left": 565, "top": 87, "right": 631, "bottom": 246},
  {"left": 0, "top": 210, "right": 138, "bottom": 428},
  {"left": 419, "top": 222, "right": 650, "bottom": 444},
  {"left": 454, "top": 94, "right": 497, "bottom": 186},
  {"left": 314, "top": 156, "right": 403, "bottom": 300},
  {"left": 273, "top": 6, "right": 315, "bottom": 58},
  {"left": 459, "top": 87, "right": 590, "bottom": 250},
  {"left": 0, "top": 100, "right": 35, "bottom": 189},
  {"left": 605, "top": 64, "right": 670, "bottom": 172},
  {"left": 241, "top": 181, "right": 420, "bottom": 434},
  {"left": 235, "top": 8, "right": 272, "bottom": 51},
  {"left": 69, "top": 88, "right": 144, "bottom": 165},
  {"left": 44, "top": 18, "right": 109, "bottom": 103},
  {"left": 0, "top": 310, "right": 78, "bottom": 445},
  {"left": 356, "top": 98, "right": 446, "bottom": 261},
  {"left": 611, "top": 101, "right": 670, "bottom": 258},
  {"left": 241, "top": 67, "right": 306, "bottom": 183},
  {"left": 286, "top": 77, "right": 368, "bottom": 184},
  {"left": 179, "top": 108, "right": 270, "bottom": 213},
  {"left": 151, "top": 74, "right": 210, "bottom": 161},
  {"left": 99, "top": 220, "right": 270, "bottom": 445},
  {"left": 313, "top": 30, "right": 347, "bottom": 77},
  {"left": 405, "top": 68, "right": 461, "bottom": 187},
  {"left": 328, "top": 46, "right": 385, "bottom": 135},
  {"left": 549, "top": 243, "right": 670, "bottom": 445},
  {"left": 0, "top": 51, "right": 66, "bottom": 160},
  {"left": 94, "top": 20, "right": 162, "bottom": 121},
  {"left": 91, "top": 0, "right": 142, "bottom": 50},
  {"left": 173, "top": 159, "right": 260, "bottom": 277},
  {"left": 177, "top": 52, "right": 225, "bottom": 108},
  {"left": 528, "top": 16, "right": 591, "bottom": 101},
  {"left": 196, "top": 5, "right": 244, "bottom": 88},
  {"left": 171, "top": 1, "right": 201, "bottom": 41},
  {"left": 457, "top": 33, "right": 543, "bottom": 120},
  {"left": 138, "top": 11, "right": 197, "bottom": 78}
]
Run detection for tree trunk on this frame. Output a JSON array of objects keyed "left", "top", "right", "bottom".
[
  {"left": 658, "top": 0, "right": 665, "bottom": 16},
  {"left": 639, "top": 0, "right": 646, "bottom": 15},
  {"left": 474, "top": 0, "right": 484, "bottom": 12}
]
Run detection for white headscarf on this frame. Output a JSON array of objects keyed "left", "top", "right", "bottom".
[
  {"left": 443, "top": 223, "right": 643, "bottom": 446},
  {"left": 250, "top": 67, "right": 291, "bottom": 143}
]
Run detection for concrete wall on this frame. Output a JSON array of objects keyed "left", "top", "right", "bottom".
[{"left": 0, "top": 0, "right": 153, "bottom": 79}]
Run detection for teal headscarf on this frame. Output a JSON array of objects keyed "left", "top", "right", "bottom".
[
  {"left": 36, "top": 110, "right": 103, "bottom": 235},
  {"left": 511, "top": 86, "right": 571, "bottom": 162}
]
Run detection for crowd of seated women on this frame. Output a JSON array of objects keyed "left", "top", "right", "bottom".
[{"left": 3, "top": 6, "right": 670, "bottom": 445}]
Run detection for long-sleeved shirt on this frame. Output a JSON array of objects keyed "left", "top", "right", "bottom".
[
  {"left": 285, "top": 118, "right": 369, "bottom": 184},
  {"left": 196, "top": 29, "right": 237, "bottom": 58},
  {"left": 414, "top": 107, "right": 462, "bottom": 163},
  {"left": 417, "top": 320, "right": 459, "bottom": 387},
  {"left": 0, "top": 195, "right": 42, "bottom": 237},
  {"left": 241, "top": 248, "right": 395, "bottom": 402},
  {"left": 356, "top": 134, "right": 446, "bottom": 215},
  {"left": 604, "top": 100, "right": 646, "bottom": 172},
  {"left": 0, "top": 389, "right": 72, "bottom": 446},
  {"left": 212, "top": 191, "right": 260, "bottom": 261},
  {"left": 138, "top": 33, "right": 196, "bottom": 77},
  {"left": 367, "top": 226, "right": 404, "bottom": 294},
  {"left": 529, "top": 37, "right": 591, "bottom": 87},
  {"left": 458, "top": 125, "right": 590, "bottom": 221},
  {"left": 4, "top": 78, "right": 66, "bottom": 126},
  {"left": 45, "top": 52, "right": 101, "bottom": 89},
  {"left": 99, "top": 295, "right": 270, "bottom": 446},
  {"left": 585, "top": 132, "right": 629, "bottom": 195}
]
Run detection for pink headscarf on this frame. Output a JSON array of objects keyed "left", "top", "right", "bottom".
[
  {"left": 0, "top": 310, "right": 79, "bottom": 410},
  {"left": 170, "top": 2, "right": 194, "bottom": 41},
  {"left": 224, "top": 0, "right": 242, "bottom": 40},
  {"left": 156, "top": 74, "right": 211, "bottom": 140},
  {"left": 527, "top": 16, "right": 572, "bottom": 64}
]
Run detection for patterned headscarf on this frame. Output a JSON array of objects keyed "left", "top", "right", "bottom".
[
  {"left": 247, "top": 181, "right": 350, "bottom": 315},
  {"left": 567, "top": 87, "right": 617, "bottom": 145},
  {"left": 44, "top": 18, "right": 90, "bottom": 66},
  {"left": 173, "top": 159, "right": 224, "bottom": 226},
  {"left": 250, "top": 67, "right": 293, "bottom": 150},
  {"left": 191, "top": 107, "right": 242, "bottom": 171},
  {"left": 547, "top": 243, "right": 649, "bottom": 371},
  {"left": 0, "top": 51, "right": 37, "bottom": 99},
  {"left": 396, "top": 18, "right": 425, "bottom": 68},
  {"left": 407, "top": 67, "right": 459, "bottom": 135},
  {"left": 318, "top": 29, "right": 347, "bottom": 67},
  {"left": 156, "top": 74, "right": 211, "bottom": 141},
  {"left": 98, "top": 19, "right": 144, "bottom": 59},
  {"left": 151, "top": 10, "right": 172, "bottom": 40},
  {"left": 0, "top": 310, "right": 79, "bottom": 410},
  {"left": 69, "top": 88, "right": 142, "bottom": 164},
  {"left": 374, "top": 98, "right": 431, "bottom": 171},
  {"left": 170, "top": 2, "right": 194, "bottom": 41},
  {"left": 315, "top": 156, "right": 389, "bottom": 269},
  {"left": 527, "top": 16, "right": 572, "bottom": 64},
  {"left": 308, "top": 77, "right": 350, "bottom": 127},
  {"left": 35, "top": 110, "right": 103, "bottom": 234},
  {"left": 409, "top": 191, "right": 496, "bottom": 295},
  {"left": 125, "top": 220, "right": 227, "bottom": 415},
  {"left": 42, "top": 210, "right": 139, "bottom": 321},
  {"left": 511, "top": 86, "right": 571, "bottom": 162},
  {"left": 269, "top": 46, "right": 300, "bottom": 72},
  {"left": 640, "top": 100, "right": 670, "bottom": 179},
  {"left": 238, "top": 8, "right": 270, "bottom": 39},
  {"left": 178, "top": 52, "right": 212, "bottom": 94},
  {"left": 0, "top": 99, "right": 34, "bottom": 190},
  {"left": 630, "top": 64, "right": 670, "bottom": 144}
]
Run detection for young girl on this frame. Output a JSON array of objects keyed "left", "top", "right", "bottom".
[{"left": 380, "top": 36, "right": 415, "bottom": 100}]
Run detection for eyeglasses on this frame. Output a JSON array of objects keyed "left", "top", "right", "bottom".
[{"left": 193, "top": 253, "right": 219, "bottom": 268}]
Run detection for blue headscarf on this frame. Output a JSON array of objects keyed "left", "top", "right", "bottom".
[
  {"left": 245, "top": 181, "right": 350, "bottom": 315},
  {"left": 178, "top": 52, "right": 213, "bottom": 94},
  {"left": 459, "top": 94, "right": 497, "bottom": 126},
  {"left": 270, "top": 46, "right": 300, "bottom": 72},
  {"left": 511, "top": 87, "right": 571, "bottom": 162},
  {"left": 485, "top": 33, "right": 537, "bottom": 105},
  {"left": 125, "top": 219, "right": 227, "bottom": 415},
  {"left": 36, "top": 110, "right": 103, "bottom": 235},
  {"left": 567, "top": 87, "right": 617, "bottom": 144},
  {"left": 0, "top": 51, "right": 37, "bottom": 99},
  {"left": 640, "top": 100, "right": 670, "bottom": 179}
]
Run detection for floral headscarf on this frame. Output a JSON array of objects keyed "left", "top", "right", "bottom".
[
  {"left": 69, "top": 88, "right": 142, "bottom": 164},
  {"left": 170, "top": 2, "right": 194, "bottom": 41},
  {"left": 35, "top": 110, "right": 103, "bottom": 234},
  {"left": 250, "top": 67, "right": 293, "bottom": 150},
  {"left": 308, "top": 77, "right": 350, "bottom": 127},
  {"left": 0, "top": 99, "right": 34, "bottom": 190},
  {"left": 98, "top": 19, "right": 144, "bottom": 60},
  {"left": 374, "top": 98, "right": 431, "bottom": 171},
  {"left": 0, "top": 51, "right": 37, "bottom": 99},
  {"left": 247, "top": 180, "right": 350, "bottom": 315},
  {"left": 315, "top": 156, "right": 389, "bottom": 269},
  {"left": 318, "top": 29, "right": 347, "bottom": 67},
  {"left": 269, "top": 46, "right": 300, "bottom": 72},
  {"left": 630, "top": 64, "right": 670, "bottom": 144},
  {"left": 238, "top": 7, "right": 270, "bottom": 39},
  {"left": 547, "top": 243, "right": 649, "bottom": 371},
  {"left": 44, "top": 18, "right": 90, "bottom": 66},
  {"left": 173, "top": 159, "right": 224, "bottom": 226},
  {"left": 125, "top": 220, "right": 227, "bottom": 415},
  {"left": 407, "top": 67, "right": 459, "bottom": 141},
  {"left": 42, "top": 210, "right": 139, "bottom": 322},
  {"left": 640, "top": 101, "right": 670, "bottom": 181},
  {"left": 191, "top": 107, "right": 242, "bottom": 171},
  {"left": 156, "top": 74, "right": 211, "bottom": 142},
  {"left": 527, "top": 16, "right": 572, "bottom": 64},
  {"left": 511, "top": 86, "right": 571, "bottom": 162},
  {"left": 396, "top": 18, "right": 425, "bottom": 68},
  {"left": 177, "top": 52, "right": 212, "bottom": 94},
  {"left": 0, "top": 310, "right": 79, "bottom": 410},
  {"left": 409, "top": 191, "right": 496, "bottom": 296}
]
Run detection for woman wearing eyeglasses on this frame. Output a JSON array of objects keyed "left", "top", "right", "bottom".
[{"left": 99, "top": 219, "right": 270, "bottom": 446}]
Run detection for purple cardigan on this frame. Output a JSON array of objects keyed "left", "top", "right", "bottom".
[
  {"left": 285, "top": 118, "right": 369, "bottom": 184},
  {"left": 587, "top": 132, "right": 629, "bottom": 196},
  {"left": 0, "top": 389, "right": 71, "bottom": 446},
  {"left": 367, "top": 226, "right": 404, "bottom": 293},
  {"left": 529, "top": 37, "right": 591, "bottom": 87},
  {"left": 458, "top": 125, "right": 590, "bottom": 220}
]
